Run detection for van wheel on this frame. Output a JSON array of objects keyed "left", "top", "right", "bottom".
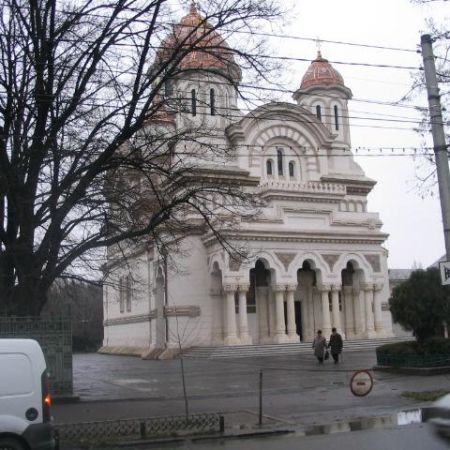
[{"left": 0, "top": 438, "right": 25, "bottom": 450}]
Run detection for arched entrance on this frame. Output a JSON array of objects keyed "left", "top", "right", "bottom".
[
  {"left": 297, "top": 261, "right": 317, "bottom": 341},
  {"left": 249, "top": 259, "right": 271, "bottom": 343}
]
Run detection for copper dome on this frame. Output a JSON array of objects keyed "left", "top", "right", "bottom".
[
  {"left": 156, "top": 4, "right": 239, "bottom": 76},
  {"left": 300, "top": 51, "right": 345, "bottom": 89}
]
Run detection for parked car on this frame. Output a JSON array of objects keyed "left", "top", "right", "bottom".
[
  {"left": 424, "top": 393, "right": 450, "bottom": 443},
  {"left": 0, "top": 339, "right": 56, "bottom": 450}
]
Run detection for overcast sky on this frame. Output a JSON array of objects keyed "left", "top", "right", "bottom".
[{"left": 266, "top": 0, "right": 449, "bottom": 269}]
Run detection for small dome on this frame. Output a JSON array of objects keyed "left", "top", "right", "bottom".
[
  {"left": 156, "top": 4, "right": 240, "bottom": 79},
  {"left": 300, "top": 51, "right": 345, "bottom": 89}
]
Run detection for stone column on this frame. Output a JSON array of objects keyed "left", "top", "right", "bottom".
[
  {"left": 238, "top": 285, "right": 252, "bottom": 345},
  {"left": 273, "top": 286, "right": 289, "bottom": 343},
  {"left": 311, "top": 286, "right": 320, "bottom": 338},
  {"left": 331, "top": 285, "right": 343, "bottom": 335},
  {"left": 362, "top": 283, "right": 376, "bottom": 338},
  {"left": 343, "top": 286, "right": 354, "bottom": 338},
  {"left": 223, "top": 285, "right": 240, "bottom": 345},
  {"left": 300, "top": 287, "right": 308, "bottom": 342},
  {"left": 286, "top": 285, "right": 299, "bottom": 342},
  {"left": 319, "top": 285, "right": 332, "bottom": 336},
  {"left": 257, "top": 287, "right": 269, "bottom": 343},
  {"left": 268, "top": 289, "right": 275, "bottom": 337},
  {"left": 353, "top": 287, "right": 363, "bottom": 337},
  {"left": 373, "top": 283, "right": 384, "bottom": 334}
]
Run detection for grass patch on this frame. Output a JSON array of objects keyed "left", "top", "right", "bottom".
[{"left": 401, "top": 389, "right": 450, "bottom": 402}]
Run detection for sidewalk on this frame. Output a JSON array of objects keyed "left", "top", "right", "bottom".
[{"left": 52, "top": 350, "right": 450, "bottom": 430}]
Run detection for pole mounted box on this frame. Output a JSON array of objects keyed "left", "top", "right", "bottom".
[{"left": 439, "top": 261, "right": 450, "bottom": 285}]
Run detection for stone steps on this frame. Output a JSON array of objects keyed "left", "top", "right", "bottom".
[{"left": 183, "top": 337, "right": 412, "bottom": 359}]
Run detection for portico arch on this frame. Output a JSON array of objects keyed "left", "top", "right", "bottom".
[{"left": 337, "top": 256, "right": 377, "bottom": 339}]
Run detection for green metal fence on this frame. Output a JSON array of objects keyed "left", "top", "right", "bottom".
[
  {"left": 0, "top": 315, "right": 73, "bottom": 395},
  {"left": 376, "top": 352, "right": 450, "bottom": 368},
  {"left": 56, "top": 413, "right": 225, "bottom": 443}
]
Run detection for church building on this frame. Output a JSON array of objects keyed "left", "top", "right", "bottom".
[{"left": 102, "top": 5, "right": 394, "bottom": 356}]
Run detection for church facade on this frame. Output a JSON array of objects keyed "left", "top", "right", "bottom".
[{"left": 102, "top": 5, "right": 394, "bottom": 355}]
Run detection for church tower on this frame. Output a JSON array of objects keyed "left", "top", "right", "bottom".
[
  {"left": 293, "top": 51, "right": 352, "bottom": 149},
  {"left": 153, "top": 4, "right": 242, "bottom": 138}
]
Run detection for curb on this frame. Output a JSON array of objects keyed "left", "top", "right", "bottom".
[{"left": 114, "top": 429, "right": 294, "bottom": 447}]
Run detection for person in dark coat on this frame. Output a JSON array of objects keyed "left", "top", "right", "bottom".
[
  {"left": 328, "top": 327, "right": 343, "bottom": 364},
  {"left": 312, "top": 330, "right": 327, "bottom": 364}
]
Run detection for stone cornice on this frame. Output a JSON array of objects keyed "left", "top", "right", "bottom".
[
  {"left": 186, "top": 167, "right": 260, "bottom": 187},
  {"left": 202, "top": 229, "right": 389, "bottom": 248},
  {"left": 258, "top": 193, "right": 342, "bottom": 204},
  {"left": 104, "top": 310, "right": 157, "bottom": 327}
]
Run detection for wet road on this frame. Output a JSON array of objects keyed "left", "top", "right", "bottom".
[{"left": 57, "top": 351, "right": 450, "bottom": 428}]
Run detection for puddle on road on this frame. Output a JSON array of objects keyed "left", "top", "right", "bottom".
[{"left": 295, "top": 409, "right": 423, "bottom": 438}]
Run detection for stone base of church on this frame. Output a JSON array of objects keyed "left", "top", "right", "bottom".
[
  {"left": 272, "top": 334, "right": 291, "bottom": 344},
  {"left": 98, "top": 345, "right": 148, "bottom": 357},
  {"left": 240, "top": 335, "right": 253, "bottom": 345},
  {"left": 224, "top": 335, "right": 242, "bottom": 346}
]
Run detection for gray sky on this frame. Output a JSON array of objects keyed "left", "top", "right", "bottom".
[{"left": 273, "top": 0, "right": 447, "bottom": 269}]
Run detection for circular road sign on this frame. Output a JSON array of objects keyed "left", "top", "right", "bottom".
[{"left": 350, "top": 370, "right": 374, "bottom": 397}]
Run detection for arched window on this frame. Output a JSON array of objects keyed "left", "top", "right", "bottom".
[
  {"left": 289, "top": 161, "right": 295, "bottom": 178},
  {"left": 277, "top": 147, "right": 284, "bottom": 176},
  {"left": 119, "top": 276, "right": 125, "bottom": 313},
  {"left": 334, "top": 105, "right": 339, "bottom": 130},
  {"left": 316, "top": 105, "right": 322, "bottom": 121},
  {"left": 266, "top": 160, "right": 273, "bottom": 176},
  {"left": 126, "top": 274, "right": 132, "bottom": 312},
  {"left": 191, "top": 89, "right": 197, "bottom": 116},
  {"left": 210, "top": 89, "right": 216, "bottom": 116},
  {"left": 165, "top": 80, "right": 173, "bottom": 98}
]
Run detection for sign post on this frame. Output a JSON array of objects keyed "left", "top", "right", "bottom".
[
  {"left": 440, "top": 262, "right": 450, "bottom": 286},
  {"left": 350, "top": 370, "right": 374, "bottom": 397}
]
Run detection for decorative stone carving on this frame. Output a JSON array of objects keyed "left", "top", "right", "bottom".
[
  {"left": 238, "top": 284, "right": 250, "bottom": 292},
  {"left": 274, "top": 252, "right": 296, "bottom": 271},
  {"left": 364, "top": 254, "right": 381, "bottom": 273},
  {"left": 317, "top": 284, "right": 331, "bottom": 293},
  {"left": 322, "top": 254, "right": 340, "bottom": 271},
  {"left": 228, "top": 254, "right": 242, "bottom": 272},
  {"left": 223, "top": 284, "right": 238, "bottom": 293},
  {"left": 272, "top": 284, "right": 287, "bottom": 293},
  {"left": 361, "top": 282, "right": 374, "bottom": 291},
  {"left": 164, "top": 305, "right": 201, "bottom": 318}
]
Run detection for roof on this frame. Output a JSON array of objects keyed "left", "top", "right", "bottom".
[
  {"left": 300, "top": 51, "right": 345, "bottom": 89},
  {"left": 155, "top": 4, "right": 240, "bottom": 80}
]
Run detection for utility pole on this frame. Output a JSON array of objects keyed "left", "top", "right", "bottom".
[{"left": 421, "top": 34, "right": 450, "bottom": 260}]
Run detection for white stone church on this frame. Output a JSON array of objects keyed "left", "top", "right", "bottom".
[{"left": 102, "top": 5, "right": 394, "bottom": 356}]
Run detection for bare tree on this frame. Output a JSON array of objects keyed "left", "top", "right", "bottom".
[
  {"left": 405, "top": 0, "right": 450, "bottom": 194},
  {"left": 0, "top": 0, "right": 283, "bottom": 315}
]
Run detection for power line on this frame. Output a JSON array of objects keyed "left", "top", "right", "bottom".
[{"left": 31, "top": 5, "right": 420, "bottom": 54}]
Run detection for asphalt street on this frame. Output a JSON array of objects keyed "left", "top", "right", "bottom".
[{"left": 54, "top": 350, "right": 450, "bottom": 428}]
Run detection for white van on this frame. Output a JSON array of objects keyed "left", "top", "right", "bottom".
[{"left": 0, "top": 339, "right": 55, "bottom": 450}]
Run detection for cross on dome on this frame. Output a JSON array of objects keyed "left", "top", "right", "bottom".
[{"left": 315, "top": 37, "right": 323, "bottom": 59}]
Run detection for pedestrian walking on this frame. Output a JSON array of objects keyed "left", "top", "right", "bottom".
[
  {"left": 312, "top": 330, "right": 327, "bottom": 364},
  {"left": 328, "top": 327, "right": 343, "bottom": 364}
]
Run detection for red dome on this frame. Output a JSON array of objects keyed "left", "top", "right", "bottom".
[
  {"left": 156, "top": 4, "right": 238, "bottom": 75},
  {"left": 300, "top": 51, "right": 345, "bottom": 89}
]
